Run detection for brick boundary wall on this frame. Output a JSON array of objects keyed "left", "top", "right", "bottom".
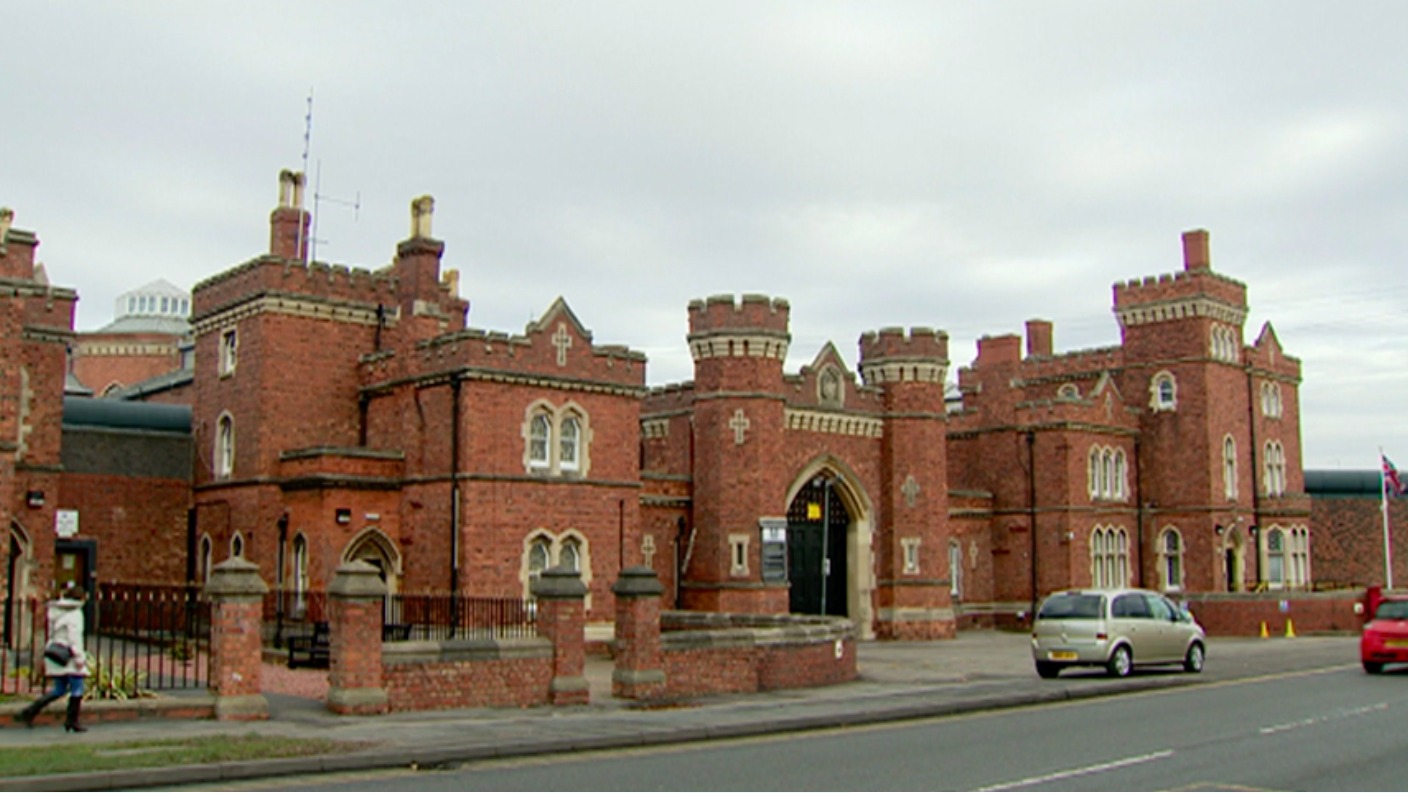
[
  {"left": 382, "top": 638, "right": 554, "bottom": 711},
  {"left": 657, "top": 611, "right": 856, "bottom": 699},
  {"left": 1181, "top": 590, "right": 1366, "bottom": 637}
]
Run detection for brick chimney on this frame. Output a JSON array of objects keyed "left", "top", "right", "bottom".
[
  {"left": 1025, "top": 319, "right": 1053, "bottom": 358},
  {"left": 1182, "top": 229, "right": 1210, "bottom": 272},
  {"left": 269, "top": 170, "right": 310, "bottom": 261}
]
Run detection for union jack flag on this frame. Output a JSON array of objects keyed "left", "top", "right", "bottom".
[{"left": 1384, "top": 454, "right": 1408, "bottom": 497}]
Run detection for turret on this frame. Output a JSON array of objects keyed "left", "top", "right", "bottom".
[{"left": 686, "top": 294, "right": 790, "bottom": 392}]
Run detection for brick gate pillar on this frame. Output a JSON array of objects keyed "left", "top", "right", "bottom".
[
  {"left": 612, "top": 566, "right": 667, "bottom": 700},
  {"left": 205, "top": 558, "right": 269, "bottom": 721},
  {"left": 327, "top": 560, "right": 389, "bottom": 715},
  {"left": 532, "top": 566, "right": 589, "bottom": 706}
]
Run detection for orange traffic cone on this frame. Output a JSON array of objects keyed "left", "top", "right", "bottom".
[
  {"left": 1260, "top": 621, "right": 1269, "bottom": 639},
  {"left": 1285, "top": 619, "right": 1296, "bottom": 638}
]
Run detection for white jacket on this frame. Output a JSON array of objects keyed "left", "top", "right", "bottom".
[{"left": 44, "top": 598, "right": 87, "bottom": 677}]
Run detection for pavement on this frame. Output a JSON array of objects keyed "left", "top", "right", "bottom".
[{"left": 0, "top": 631, "right": 1359, "bottom": 792}]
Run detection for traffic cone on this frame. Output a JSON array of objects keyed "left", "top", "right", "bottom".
[
  {"left": 1285, "top": 619, "right": 1296, "bottom": 638},
  {"left": 1260, "top": 621, "right": 1269, "bottom": 639}
]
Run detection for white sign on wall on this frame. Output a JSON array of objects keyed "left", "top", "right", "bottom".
[{"left": 54, "top": 510, "right": 79, "bottom": 538}]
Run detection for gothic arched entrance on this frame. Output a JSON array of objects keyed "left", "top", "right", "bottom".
[
  {"left": 786, "top": 476, "right": 851, "bottom": 617},
  {"left": 342, "top": 528, "right": 401, "bottom": 595}
]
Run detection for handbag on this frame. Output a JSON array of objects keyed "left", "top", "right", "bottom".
[{"left": 43, "top": 642, "right": 73, "bottom": 666}]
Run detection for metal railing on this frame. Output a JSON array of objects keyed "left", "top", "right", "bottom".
[
  {"left": 383, "top": 593, "right": 537, "bottom": 641},
  {"left": 1, "top": 583, "right": 210, "bottom": 695}
]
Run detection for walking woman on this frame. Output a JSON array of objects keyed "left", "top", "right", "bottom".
[{"left": 17, "top": 588, "right": 88, "bottom": 732}]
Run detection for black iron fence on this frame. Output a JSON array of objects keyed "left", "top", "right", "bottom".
[
  {"left": 383, "top": 593, "right": 537, "bottom": 641},
  {"left": 1, "top": 583, "right": 210, "bottom": 696},
  {"left": 266, "top": 589, "right": 537, "bottom": 645}
]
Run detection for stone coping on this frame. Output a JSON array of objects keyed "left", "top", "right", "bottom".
[
  {"left": 382, "top": 636, "right": 551, "bottom": 666},
  {"left": 660, "top": 611, "right": 854, "bottom": 651}
]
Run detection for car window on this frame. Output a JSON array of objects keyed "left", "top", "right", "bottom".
[
  {"left": 1112, "top": 593, "right": 1151, "bottom": 619},
  {"left": 1376, "top": 600, "right": 1408, "bottom": 620},
  {"left": 1038, "top": 594, "right": 1104, "bottom": 619},
  {"left": 1145, "top": 595, "right": 1175, "bottom": 621}
]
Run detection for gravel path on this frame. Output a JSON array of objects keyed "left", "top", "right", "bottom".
[{"left": 259, "top": 661, "right": 328, "bottom": 700}]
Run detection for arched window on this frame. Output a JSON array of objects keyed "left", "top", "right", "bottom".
[
  {"left": 1101, "top": 449, "right": 1114, "bottom": 499},
  {"left": 1114, "top": 450, "right": 1128, "bottom": 500},
  {"left": 231, "top": 532, "right": 245, "bottom": 559},
  {"left": 1290, "top": 527, "right": 1310, "bottom": 587},
  {"left": 1057, "top": 383, "right": 1080, "bottom": 400},
  {"left": 528, "top": 536, "right": 551, "bottom": 579},
  {"left": 1263, "top": 441, "right": 1286, "bottom": 497},
  {"left": 216, "top": 413, "right": 235, "bottom": 479},
  {"left": 1160, "top": 528, "right": 1183, "bottom": 591},
  {"left": 528, "top": 413, "right": 551, "bottom": 470},
  {"left": 559, "top": 537, "right": 581, "bottom": 573},
  {"left": 559, "top": 415, "right": 581, "bottom": 473},
  {"left": 1091, "top": 527, "right": 1130, "bottom": 589},
  {"left": 1223, "top": 436, "right": 1238, "bottom": 499},
  {"left": 199, "top": 535, "right": 213, "bottom": 582},
  {"left": 949, "top": 540, "right": 963, "bottom": 600},
  {"left": 291, "top": 534, "right": 309, "bottom": 614},
  {"left": 1267, "top": 528, "right": 1286, "bottom": 588},
  {"left": 1088, "top": 448, "right": 1101, "bottom": 500},
  {"left": 1150, "top": 372, "right": 1177, "bottom": 411}
]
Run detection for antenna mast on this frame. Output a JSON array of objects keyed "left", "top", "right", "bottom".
[
  {"left": 297, "top": 90, "right": 313, "bottom": 263},
  {"left": 298, "top": 89, "right": 361, "bottom": 265}
]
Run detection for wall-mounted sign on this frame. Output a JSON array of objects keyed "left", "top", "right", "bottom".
[{"left": 55, "top": 510, "right": 79, "bottom": 538}]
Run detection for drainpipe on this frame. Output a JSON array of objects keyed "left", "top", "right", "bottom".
[
  {"left": 1134, "top": 436, "right": 1144, "bottom": 588},
  {"left": 1026, "top": 430, "right": 1037, "bottom": 621},
  {"left": 450, "top": 377, "right": 462, "bottom": 629},
  {"left": 1245, "top": 360, "right": 1262, "bottom": 589}
]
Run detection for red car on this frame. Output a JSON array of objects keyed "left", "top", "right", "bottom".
[{"left": 1361, "top": 597, "right": 1408, "bottom": 673}]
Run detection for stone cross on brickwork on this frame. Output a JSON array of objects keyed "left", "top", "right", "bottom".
[
  {"left": 641, "top": 535, "right": 656, "bottom": 567},
  {"left": 968, "top": 540, "right": 979, "bottom": 570},
  {"left": 901, "top": 475, "right": 920, "bottom": 508},
  {"left": 552, "top": 323, "right": 573, "bottom": 366},
  {"left": 729, "top": 409, "right": 750, "bottom": 445}
]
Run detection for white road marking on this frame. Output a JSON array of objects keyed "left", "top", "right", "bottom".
[
  {"left": 1258, "top": 702, "right": 1388, "bottom": 735},
  {"left": 976, "top": 749, "right": 1174, "bottom": 791}
]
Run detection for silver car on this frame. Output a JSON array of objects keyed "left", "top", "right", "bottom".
[{"left": 1030, "top": 588, "right": 1206, "bottom": 678}]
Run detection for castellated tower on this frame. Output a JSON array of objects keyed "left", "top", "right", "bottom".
[
  {"left": 684, "top": 294, "right": 791, "bottom": 613},
  {"left": 858, "top": 327, "right": 954, "bottom": 639},
  {"left": 190, "top": 171, "right": 467, "bottom": 583},
  {"left": 1113, "top": 229, "right": 1262, "bottom": 591}
]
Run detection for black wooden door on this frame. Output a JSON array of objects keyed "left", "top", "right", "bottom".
[{"left": 786, "top": 481, "right": 849, "bottom": 617}]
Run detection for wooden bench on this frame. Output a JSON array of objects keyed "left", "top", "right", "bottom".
[{"left": 286, "top": 621, "right": 330, "bottom": 669}]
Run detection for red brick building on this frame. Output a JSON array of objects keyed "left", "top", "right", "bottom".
[
  {"left": 70, "top": 280, "right": 191, "bottom": 398},
  {"left": 3, "top": 172, "right": 1326, "bottom": 640}
]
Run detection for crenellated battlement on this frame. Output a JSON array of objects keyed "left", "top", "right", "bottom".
[
  {"left": 858, "top": 326, "right": 949, "bottom": 363},
  {"left": 193, "top": 255, "right": 401, "bottom": 320},
  {"left": 687, "top": 293, "right": 790, "bottom": 336},
  {"left": 1112, "top": 230, "right": 1248, "bottom": 326}
]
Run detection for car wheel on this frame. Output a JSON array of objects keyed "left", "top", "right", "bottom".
[
  {"left": 1035, "top": 661, "right": 1061, "bottom": 679},
  {"left": 1364, "top": 661, "right": 1385, "bottom": 675},
  {"left": 1106, "top": 644, "right": 1132, "bottom": 678},
  {"left": 1183, "top": 642, "right": 1205, "bottom": 674}
]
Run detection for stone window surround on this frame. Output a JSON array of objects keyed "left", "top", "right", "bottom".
[
  {"left": 521, "top": 400, "right": 592, "bottom": 478},
  {"left": 520, "top": 529, "right": 594, "bottom": 608}
]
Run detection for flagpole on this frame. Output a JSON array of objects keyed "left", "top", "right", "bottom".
[{"left": 1382, "top": 448, "right": 1395, "bottom": 590}]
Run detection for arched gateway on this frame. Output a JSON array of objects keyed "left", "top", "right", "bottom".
[{"left": 784, "top": 465, "right": 874, "bottom": 636}]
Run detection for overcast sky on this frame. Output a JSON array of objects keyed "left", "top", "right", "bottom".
[{"left": 6, "top": 2, "right": 1406, "bottom": 470}]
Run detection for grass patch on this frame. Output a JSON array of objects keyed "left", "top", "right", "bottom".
[{"left": 0, "top": 734, "right": 362, "bottom": 777}]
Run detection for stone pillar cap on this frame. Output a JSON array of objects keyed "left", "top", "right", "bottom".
[
  {"left": 205, "top": 558, "right": 269, "bottom": 598},
  {"left": 329, "top": 560, "right": 389, "bottom": 599},
  {"left": 613, "top": 566, "right": 665, "bottom": 597},
  {"left": 531, "top": 566, "right": 588, "bottom": 600}
]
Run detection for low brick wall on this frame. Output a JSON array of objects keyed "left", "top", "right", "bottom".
[
  {"left": 658, "top": 612, "right": 856, "bottom": 698},
  {"left": 381, "top": 637, "right": 554, "bottom": 712},
  {"left": 1182, "top": 590, "right": 1365, "bottom": 636}
]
